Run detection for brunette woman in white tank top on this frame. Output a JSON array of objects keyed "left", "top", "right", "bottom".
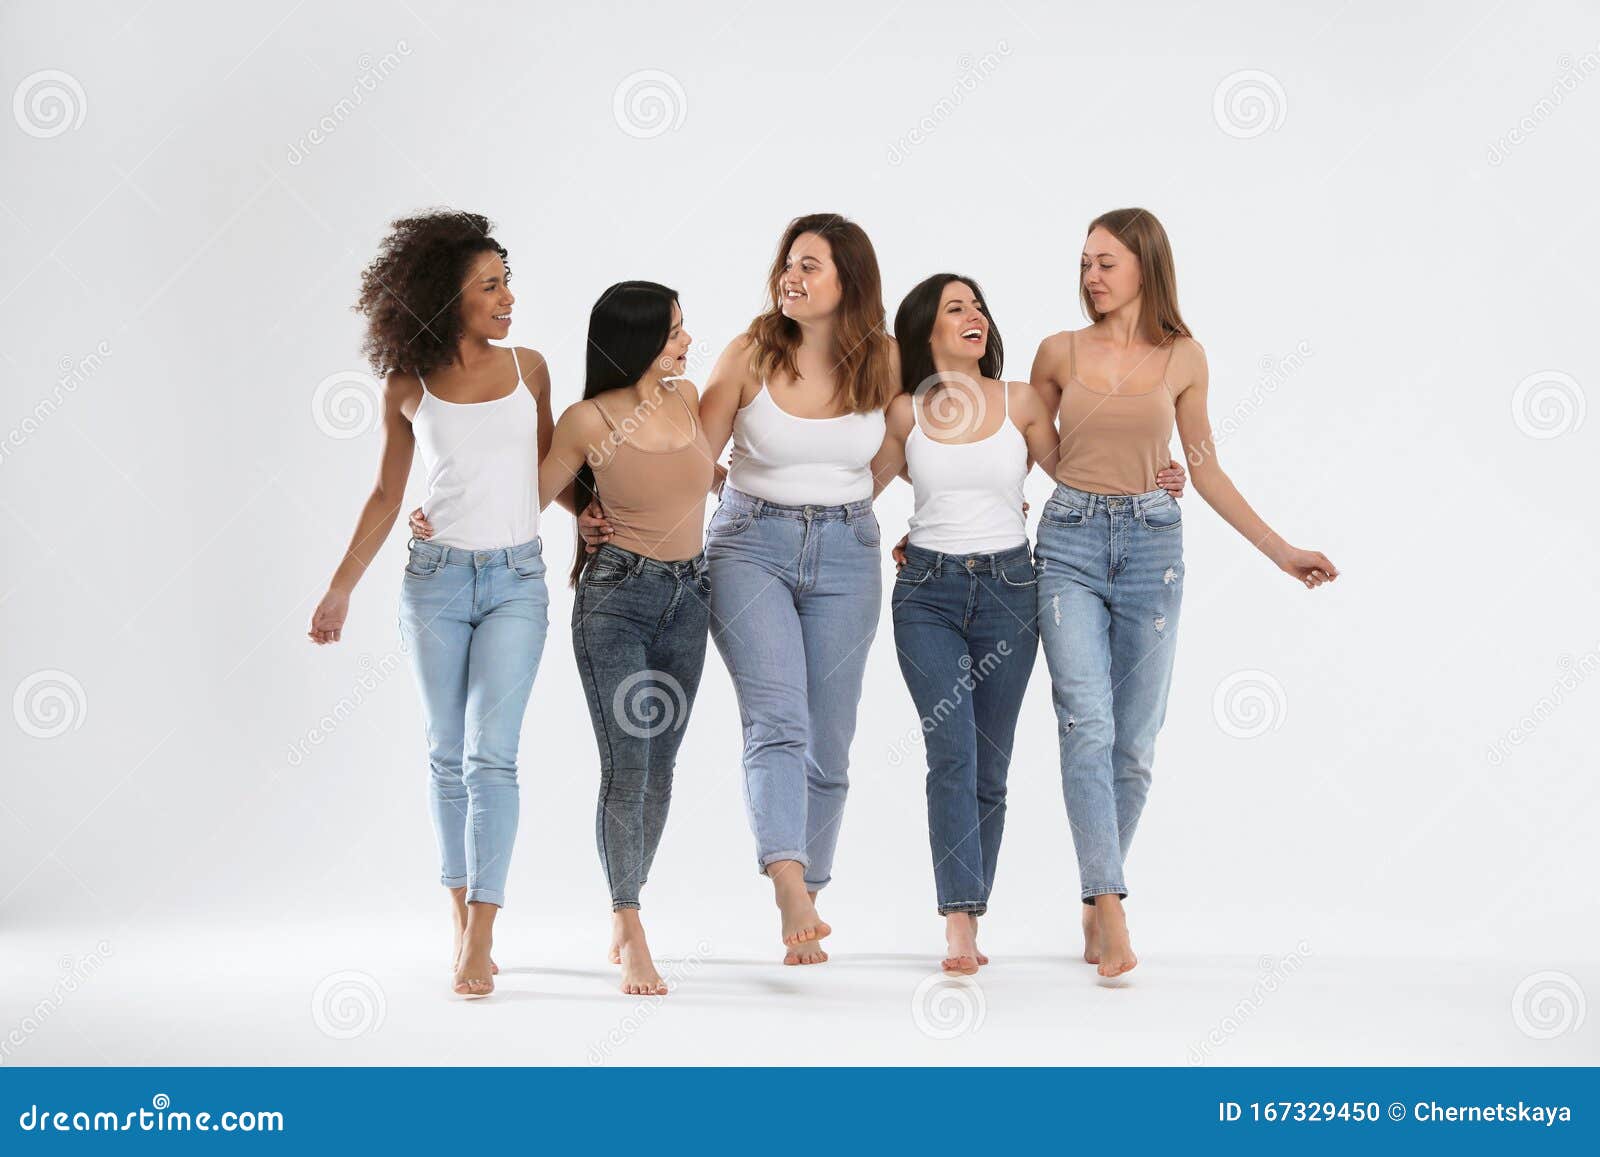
[
  {"left": 309, "top": 210, "right": 562, "bottom": 999},
  {"left": 582, "top": 214, "right": 900, "bottom": 965}
]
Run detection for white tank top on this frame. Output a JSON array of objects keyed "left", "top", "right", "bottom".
[
  {"left": 905, "top": 381, "right": 1028, "bottom": 555},
  {"left": 727, "top": 383, "right": 886, "bottom": 506},
  {"left": 412, "top": 348, "right": 541, "bottom": 550}
]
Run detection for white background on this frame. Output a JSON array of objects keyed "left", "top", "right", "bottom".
[{"left": 2, "top": 0, "right": 1596, "bottom": 1065}]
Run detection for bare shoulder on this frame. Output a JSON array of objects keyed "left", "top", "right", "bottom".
[
  {"left": 383, "top": 369, "right": 423, "bottom": 408},
  {"left": 557, "top": 396, "right": 605, "bottom": 435},
  {"left": 667, "top": 377, "right": 702, "bottom": 404},
  {"left": 513, "top": 346, "right": 550, "bottom": 392},
  {"left": 1033, "top": 329, "right": 1076, "bottom": 367},
  {"left": 1004, "top": 378, "right": 1043, "bottom": 417},
  {"left": 885, "top": 391, "right": 915, "bottom": 433},
  {"left": 1166, "top": 334, "right": 1207, "bottom": 390}
]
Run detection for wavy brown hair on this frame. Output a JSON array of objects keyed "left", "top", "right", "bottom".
[
  {"left": 353, "top": 209, "right": 509, "bottom": 377},
  {"left": 744, "top": 212, "right": 896, "bottom": 414},
  {"left": 1081, "top": 208, "right": 1193, "bottom": 347}
]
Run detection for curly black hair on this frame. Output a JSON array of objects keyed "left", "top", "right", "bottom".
[{"left": 353, "top": 209, "right": 509, "bottom": 377}]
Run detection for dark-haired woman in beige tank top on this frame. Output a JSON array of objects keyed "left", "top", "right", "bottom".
[{"left": 1030, "top": 208, "right": 1340, "bottom": 980}]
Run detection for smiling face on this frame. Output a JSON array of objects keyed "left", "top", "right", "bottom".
[
  {"left": 655, "top": 301, "right": 692, "bottom": 377},
  {"left": 1081, "top": 225, "right": 1141, "bottom": 314},
  {"left": 929, "top": 281, "right": 989, "bottom": 367},
  {"left": 460, "top": 250, "right": 514, "bottom": 340},
  {"left": 778, "top": 232, "right": 843, "bottom": 321}
]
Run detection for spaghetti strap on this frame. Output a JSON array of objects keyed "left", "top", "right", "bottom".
[
  {"left": 1067, "top": 331, "right": 1077, "bottom": 381},
  {"left": 590, "top": 398, "right": 619, "bottom": 431},
  {"left": 510, "top": 346, "right": 523, "bottom": 385},
  {"left": 1160, "top": 335, "right": 1180, "bottom": 387},
  {"left": 667, "top": 380, "right": 700, "bottom": 434},
  {"left": 1001, "top": 379, "right": 1010, "bottom": 423}
]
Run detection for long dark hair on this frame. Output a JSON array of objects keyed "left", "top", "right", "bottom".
[
  {"left": 569, "top": 280, "right": 679, "bottom": 587},
  {"left": 744, "top": 212, "right": 896, "bottom": 414},
  {"left": 353, "top": 209, "right": 509, "bottom": 377},
  {"left": 893, "top": 273, "right": 1004, "bottom": 393}
]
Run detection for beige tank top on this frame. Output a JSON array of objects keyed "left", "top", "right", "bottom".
[
  {"left": 589, "top": 383, "right": 714, "bottom": 562},
  {"left": 1054, "top": 330, "right": 1178, "bottom": 495}
]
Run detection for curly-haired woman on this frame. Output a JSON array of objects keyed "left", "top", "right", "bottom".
[{"left": 308, "top": 210, "right": 555, "bottom": 998}]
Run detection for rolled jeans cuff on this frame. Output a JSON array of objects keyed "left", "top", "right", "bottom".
[{"left": 466, "top": 886, "right": 505, "bottom": 907}]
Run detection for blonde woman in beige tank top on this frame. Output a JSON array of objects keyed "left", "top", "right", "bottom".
[{"left": 1029, "top": 208, "right": 1340, "bottom": 979}]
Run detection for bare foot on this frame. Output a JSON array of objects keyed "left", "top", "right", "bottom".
[
  {"left": 1082, "top": 904, "right": 1100, "bottom": 965},
  {"left": 783, "top": 940, "right": 830, "bottom": 966},
  {"left": 454, "top": 937, "right": 495, "bottom": 997},
  {"left": 1093, "top": 895, "right": 1137, "bottom": 978},
  {"left": 942, "top": 912, "right": 979, "bottom": 974},
  {"left": 968, "top": 913, "right": 989, "bottom": 966},
  {"left": 770, "top": 862, "right": 831, "bottom": 948},
  {"left": 451, "top": 888, "right": 498, "bottom": 975},
  {"left": 613, "top": 913, "right": 668, "bottom": 996}
]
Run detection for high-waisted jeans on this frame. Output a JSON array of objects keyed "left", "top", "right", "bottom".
[
  {"left": 891, "top": 542, "right": 1040, "bottom": 915},
  {"left": 571, "top": 544, "right": 710, "bottom": 911},
  {"left": 1034, "top": 483, "right": 1183, "bottom": 903},
  {"left": 706, "top": 485, "right": 882, "bottom": 891},
  {"left": 398, "top": 535, "right": 549, "bottom": 907}
]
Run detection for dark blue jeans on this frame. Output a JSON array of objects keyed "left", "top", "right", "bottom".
[
  {"left": 891, "top": 542, "right": 1040, "bottom": 915},
  {"left": 572, "top": 545, "right": 710, "bottom": 910}
]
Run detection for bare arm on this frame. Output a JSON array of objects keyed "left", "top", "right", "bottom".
[
  {"left": 539, "top": 403, "right": 605, "bottom": 512},
  {"left": 698, "top": 334, "right": 755, "bottom": 471},
  {"left": 871, "top": 394, "right": 913, "bottom": 498},
  {"left": 308, "top": 373, "right": 417, "bottom": 644},
  {"left": 1009, "top": 379, "right": 1060, "bottom": 477},
  {"left": 1174, "top": 340, "right": 1337, "bottom": 587},
  {"left": 1028, "top": 333, "right": 1067, "bottom": 418}
]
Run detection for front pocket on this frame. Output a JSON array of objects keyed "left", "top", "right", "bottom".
[
  {"left": 582, "top": 561, "right": 630, "bottom": 586},
  {"left": 511, "top": 555, "right": 547, "bottom": 580},
  {"left": 996, "top": 559, "right": 1037, "bottom": 588},
  {"left": 1141, "top": 499, "right": 1183, "bottom": 532},
  {"left": 851, "top": 512, "right": 881, "bottom": 548},
  {"left": 706, "top": 509, "right": 753, "bottom": 538},
  {"left": 1040, "top": 502, "right": 1087, "bottom": 528},
  {"left": 404, "top": 553, "right": 442, "bottom": 579},
  {"left": 894, "top": 564, "right": 934, "bottom": 586}
]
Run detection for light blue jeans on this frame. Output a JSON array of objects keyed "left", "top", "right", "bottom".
[
  {"left": 398, "top": 536, "right": 549, "bottom": 907},
  {"left": 1034, "top": 484, "right": 1183, "bottom": 903},
  {"left": 706, "top": 485, "right": 882, "bottom": 891}
]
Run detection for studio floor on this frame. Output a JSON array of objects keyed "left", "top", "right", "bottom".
[{"left": 4, "top": 915, "right": 1593, "bottom": 1068}]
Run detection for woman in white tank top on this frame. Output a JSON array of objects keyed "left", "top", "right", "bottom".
[
  {"left": 309, "top": 210, "right": 561, "bottom": 999},
  {"left": 575, "top": 213, "right": 899, "bottom": 965}
]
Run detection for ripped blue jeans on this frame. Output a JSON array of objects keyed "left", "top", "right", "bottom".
[{"left": 1034, "top": 484, "right": 1183, "bottom": 903}]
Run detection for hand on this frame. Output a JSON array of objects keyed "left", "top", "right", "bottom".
[
  {"left": 891, "top": 533, "right": 910, "bottom": 569},
  {"left": 1277, "top": 547, "right": 1339, "bottom": 590},
  {"left": 407, "top": 507, "right": 434, "bottom": 540},
  {"left": 308, "top": 589, "right": 350, "bottom": 645},
  {"left": 1157, "top": 458, "right": 1187, "bottom": 498},
  {"left": 578, "top": 499, "right": 612, "bottom": 554}
]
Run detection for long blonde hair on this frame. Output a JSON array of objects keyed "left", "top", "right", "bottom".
[
  {"left": 744, "top": 213, "right": 897, "bottom": 414},
  {"left": 1082, "top": 208, "right": 1193, "bottom": 346}
]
